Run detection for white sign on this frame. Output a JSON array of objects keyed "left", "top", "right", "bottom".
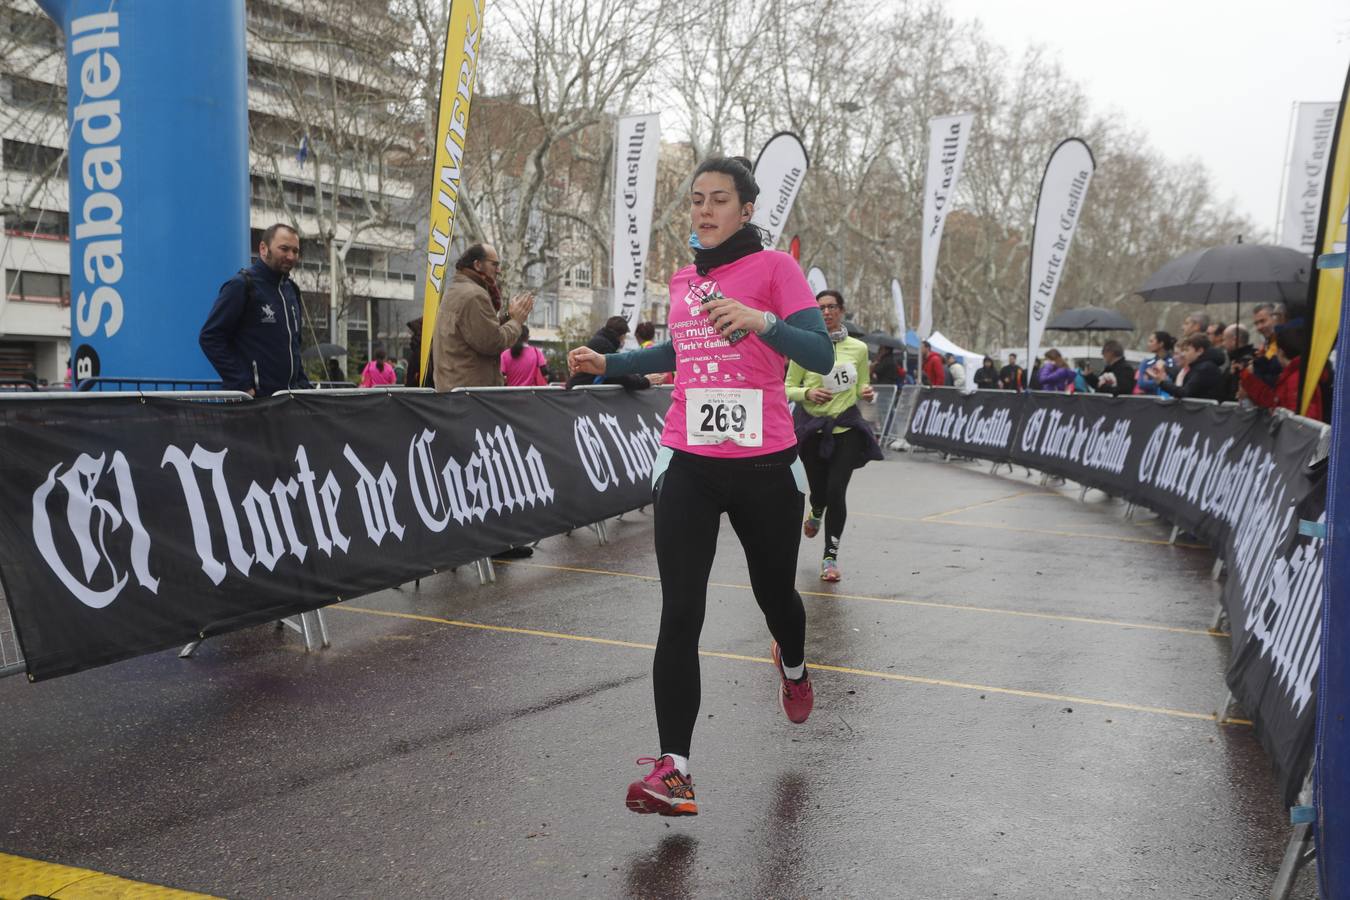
[
  {"left": 1279, "top": 102, "right": 1338, "bottom": 254},
  {"left": 891, "top": 278, "right": 905, "bottom": 336},
  {"left": 612, "top": 113, "right": 661, "bottom": 334},
  {"left": 806, "top": 266, "right": 828, "bottom": 296},
  {"left": 1026, "top": 138, "right": 1095, "bottom": 363},
  {"left": 750, "top": 132, "right": 809, "bottom": 247},
  {"left": 918, "top": 114, "right": 975, "bottom": 339}
]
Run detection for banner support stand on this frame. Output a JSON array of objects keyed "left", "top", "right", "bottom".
[
  {"left": 1270, "top": 774, "right": 1316, "bottom": 900},
  {"left": 1216, "top": 688, "right": 1235, "bottom": 723},
  {"left": 178, "top": 609, "right": 332, "bottom": 658},
  {"left": 475, "top": 558, "right": 496, "bottom": 585},
  {"left": 1210, "top": 600, "right": 1229, "bottom": 634}
]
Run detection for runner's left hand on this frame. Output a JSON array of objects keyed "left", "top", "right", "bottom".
[
  {"left": 861, "top": 385, "right": 876, "bottom": 402},
  {"left": 700, "top": 295, "right": 767, "bottom": 340},
  {"left": 568, "top": 346, "right": 606, "bottom": 376}
]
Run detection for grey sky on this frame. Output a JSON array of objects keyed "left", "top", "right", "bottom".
[{"left": 942, "top": 0, "right": 1349, "bottom": 235}]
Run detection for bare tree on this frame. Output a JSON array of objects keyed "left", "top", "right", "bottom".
[
  {"left": 246, "top": 0, "right": 426, "bottom": 342},
  {"left": 457, "top": 0, "right": 684, "bottom": 294},
  {"left": 299, "top": 0, "right": 1265, "bottom": 358}
]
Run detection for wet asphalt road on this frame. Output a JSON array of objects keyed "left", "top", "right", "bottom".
[{"left": 0, "top": 453, "right": 1317, "bottom": 899}]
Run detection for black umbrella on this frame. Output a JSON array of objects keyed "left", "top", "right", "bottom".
[
  {"left": 844, "top": 320, "right": 866, "bottom": 338},
  {"left": 862, "top": 330, "right": 907, "bottom": 349},
  {"left": 301, "top": 342, "right": 348, "bottom": 361},
  {"left": 1136, "top": 242, "right": 1310, "bottom": 324},
  {"left": 1045, "top": 307, "right": 1134, "bottom": 332}
]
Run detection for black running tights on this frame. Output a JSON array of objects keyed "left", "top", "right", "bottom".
[
  {"left": 652, "top": 447, "right": 806, "bottom": 759},
  {"left": 798, "top": 427, "right": 864, "bottom": 560}
]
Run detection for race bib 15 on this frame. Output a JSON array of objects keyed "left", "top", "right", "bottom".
[{"left": 824, "top": 361, "right": 858, "bottom": 395}]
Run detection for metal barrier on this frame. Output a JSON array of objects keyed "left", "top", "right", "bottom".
[
  {"left": 857, "top": 384, "right": 896, "bottom": 441},
  {"left": 77, "top": 376, "right": 226, "bottom": 392},
  {"left": 0, "top": 586, "right": 23, "bottom": 678},
  {"left": 889, "top": 384, "right": 922, "bottom": 446}
]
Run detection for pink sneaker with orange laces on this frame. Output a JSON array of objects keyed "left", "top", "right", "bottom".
[
  {"left": 770, "top": 641, "right": 814, "bottom": 724},
  {"left": 625, "top": 755, "right": 698, "bottom": 816}
]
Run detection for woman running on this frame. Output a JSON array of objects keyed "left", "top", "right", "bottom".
[
  {"left": 567, "top": 156, "right": 833, "bottom": 817},
  {"left": 786, "top": 290, "right": 882, "bottom": 582}
]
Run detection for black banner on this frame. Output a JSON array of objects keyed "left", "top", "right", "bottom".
[
  {"left": 908, "top": 388, "right": 1327, "bottom": 805},
  {"left": 904, "top": 388, "right": 1021, "bottom": 458},
  {"left": 0, "top": 388, "right": 671, "bottom": 681}
]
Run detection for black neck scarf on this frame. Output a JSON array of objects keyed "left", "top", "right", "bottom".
[{"left": 694, "top": 224, "right": 765, "bottom": 276}]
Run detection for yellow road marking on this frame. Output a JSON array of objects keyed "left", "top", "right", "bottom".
[
  {"left": 497, "top": 561, "right": 1227, "bottom": 638},
  {"left": 339, "top": 604, "right": 657, "bottom": 651},
  {"left": 0, "top": 851, "right": 218, "bottom": 899},
  {"left": 853, "top": 509, "right": 1209, "bottom": 549},
  {"left": 333, "top": 605, "right": 1251, "bottom": 726},
  {"left": 920, "top": 490, "right": 1044, "bottom": 521}
]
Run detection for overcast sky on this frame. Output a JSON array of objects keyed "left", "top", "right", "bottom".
[{"left": 941, "top": 0, "right": 1349, "bottom": 235}]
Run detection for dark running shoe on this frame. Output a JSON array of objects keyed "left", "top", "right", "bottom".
[
  {"left": 771, "top": 640, "right": 814, "bottom": 724},
  {"left": 625, "top": 756, "right": 697, "bottom": 816}
]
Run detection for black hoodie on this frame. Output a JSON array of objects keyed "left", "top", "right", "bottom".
[
  {"left": 1158, "top": 355, "right": 1225, "bottom": 401},
  {"left": 566, "top": 325, "right": 650, "bottom": 390}
]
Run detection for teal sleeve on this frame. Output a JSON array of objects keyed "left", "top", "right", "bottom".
[
  {"left": 762, "top": 307, "right": 833, "bottom": 374},
  {"left": 603, "top": 341, "right": 677, "bottom": 377}
]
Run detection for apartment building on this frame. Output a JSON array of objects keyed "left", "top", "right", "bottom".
[{"left": 0, "top": 0, "right": 422, "bottom": 384}]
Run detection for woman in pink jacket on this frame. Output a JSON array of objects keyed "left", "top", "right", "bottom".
[{"left": 359, "top": 347, "right": 398, "bottom": 387}]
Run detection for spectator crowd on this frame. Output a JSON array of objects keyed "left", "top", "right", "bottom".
[{"left": 880, "top": 304, "right": 1328, "bottom": 422}]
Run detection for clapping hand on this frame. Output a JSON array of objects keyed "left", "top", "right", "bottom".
[{"left": 508, "top": 292, "right": 536, "bottom": 324}]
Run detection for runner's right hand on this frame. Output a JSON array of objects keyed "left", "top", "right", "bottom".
[
  {"left": 568, "top": 346, "right": 606, "bottom": 376},
  {"left": 806, "top": 388, "right": 832, "bottom": 404}
]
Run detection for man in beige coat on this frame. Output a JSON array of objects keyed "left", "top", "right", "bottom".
[{"left": 433, "top": 243, "right": 534, "bottom": 391}]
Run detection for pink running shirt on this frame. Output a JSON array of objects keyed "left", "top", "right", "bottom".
[
  {"left": 662, "top": 250, "right": 817, "bottom": 458},
  {"left": 501, "top": 345, "right": 548, "bottom": 386}
]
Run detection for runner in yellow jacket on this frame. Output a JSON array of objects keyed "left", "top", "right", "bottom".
[{"left": 785, "top": 289, "right": 881, "bottom": 582}]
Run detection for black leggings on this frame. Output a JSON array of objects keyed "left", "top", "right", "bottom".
[
  {"left": 652, "top": 447, "right": 806, "bottom": 759},
  {"left": 798, "top": 427, "right": 864, "bottom": 560}
]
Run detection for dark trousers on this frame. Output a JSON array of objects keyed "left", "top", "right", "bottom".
[
  {"left": 799, "top": 427, "right": 864, "bottom": 560},
  {"left": 652, "top": 448, "right": 806, "bottom": 758}
]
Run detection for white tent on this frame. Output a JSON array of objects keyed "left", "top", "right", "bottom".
[{"left": 927, "top": 330, "right": 984, "bottom": 393}]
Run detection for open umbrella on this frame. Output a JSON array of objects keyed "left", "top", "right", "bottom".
[
  {"left": 844, "top": 320, "right": 866, "bottom": 338},
  {"left": 862, "top": 330, "right": 907, "bottom": 350},
  {"left": 1136, "top": 242, "right": 1310, "bottom": 324},
  {"left": 1045, "top": 307, "right": 1133, "bottom": 332},
  {"left": 301, "top": 342, "right": 348, "bottom": 361}
]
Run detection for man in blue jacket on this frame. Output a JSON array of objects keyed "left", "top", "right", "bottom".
[{"left": 200, "top": 223, "right": 312, "bottom": 396}]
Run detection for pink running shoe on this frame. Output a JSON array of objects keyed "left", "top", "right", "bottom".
[
  {"left": 770, "top": 641, "right": 814, "bottom": 724},
  {"left": 625, "top": 756, "right": 697, "bottom": 816}
]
